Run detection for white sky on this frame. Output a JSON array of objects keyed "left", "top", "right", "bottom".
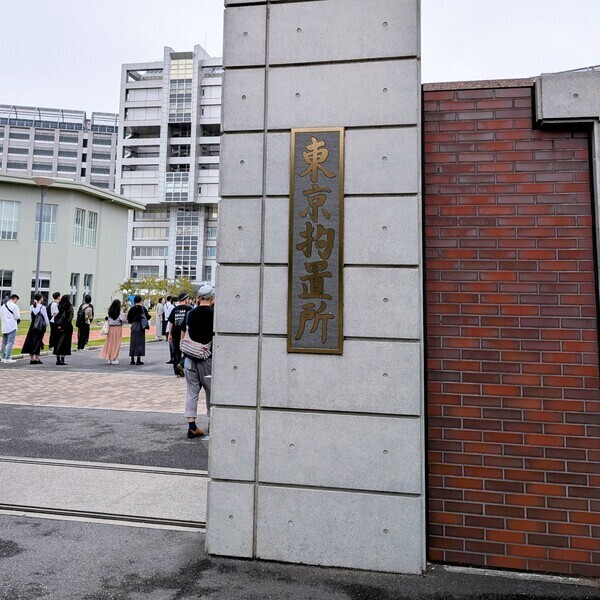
[{"left": 1, "top": 0, "right": 599, "bottom": 114}]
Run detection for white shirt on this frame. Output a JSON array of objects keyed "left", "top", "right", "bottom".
[
  {"left": 50, "top": 301, "right": 59, "bottom": 323},
  {"left": 1, "top": 300, "right": 20, "bottom": 334},
  {"left": 164, "top": 301, "right": 174, "bottom": 320}
]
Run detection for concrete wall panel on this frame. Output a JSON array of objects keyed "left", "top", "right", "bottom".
[
  {"left": 209, "top": 408, "right": 257, "bottom": 481},
  {"left": 267, "top": 61, "right": 418, "bottom": 129},
  {"left": 214, "top": 266, "right": 261, "bottom": 333},
  {"left": 265, "top": 132, "right": 290, "bottom": 196},
  {"left": 256, "top": 486, "right": 423, "bottom": 573},
  {"left": 212, "top": 335, "right": 259, "bottom": 407},
  {"left": 223, "top": 5, "right": 266, "bottom": 67},
  {"left": 344, "top": 267, "right": 421, "bottom": 339},
  {"left": 259, "top": 411, "right": 421, "bottom": 493},
  {"left": 261, "top": 266, "right": 288, "bottom": 334},
  {"left": 345, "top": 197, "right": 420, "bottom": 265},
  {"left": 264, "top": 197, "right": 288, "bottom": 264},
  {"left": 219, "top": 133, "right": 264, "bottom": 197},
  {"left": 217, "top": 198, "right": 262, "bottom": 264},
  {"left": 268, "top": 0, "right": 418, "bottom": 65},
  {"left": 222, "top": 69, "right": 266, "bottom": 132},
  {"left": 260, "top": 337, "right": 421, "bottom": 415},
  {"left": 206, "top": 481, "right": 254, "bottom": 558},
  {"left": 346, "top": 127, "right": 419, "bottom": 195}
]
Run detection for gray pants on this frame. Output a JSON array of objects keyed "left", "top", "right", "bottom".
[{"left": 184, "top": 356, "right": 212, "bottom": 419}]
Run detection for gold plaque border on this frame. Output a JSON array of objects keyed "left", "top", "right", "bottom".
[{"left": 287, "top": 127, "right": 345, "bottom": 355}]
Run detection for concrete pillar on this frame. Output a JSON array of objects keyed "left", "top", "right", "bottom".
[{"left": 208, "top": 0, "right": 424, "bottom": 573}]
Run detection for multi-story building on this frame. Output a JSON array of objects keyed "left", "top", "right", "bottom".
[
  {"left": 0, "top": 105, "right": 118, "bottom": 191},
  {"left": 116, "top": 45, "right": 222, "bottom": 285}
]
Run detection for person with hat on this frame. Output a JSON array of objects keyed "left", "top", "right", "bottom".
[
  {"left": 183, "top": 284, "right": 214, "bottom": 439},
  {"left": 168, "top": 291, "right": 192, "bottom": 377}
]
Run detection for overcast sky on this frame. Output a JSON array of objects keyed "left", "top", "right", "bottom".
[{"left": 1, "top": 0, "right": 599, "bottom": 114}]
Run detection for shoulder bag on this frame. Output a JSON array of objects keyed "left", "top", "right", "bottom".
[{"left": 180, "top": 332, "right": 211, "bottom": 360}]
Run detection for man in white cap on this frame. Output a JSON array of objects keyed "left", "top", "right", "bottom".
[{"left": 182, "top": 284, "right": 214, "bottom": 438}]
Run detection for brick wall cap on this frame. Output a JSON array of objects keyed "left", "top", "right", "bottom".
[{"left": 424, "top": 78, "right": 535, "bottom": 91}]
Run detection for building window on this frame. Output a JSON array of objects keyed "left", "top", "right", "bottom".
[
  {"left": 0, "top": 200, "right": 21, "bottom": 240},
  {"left": 58, "top": 150, "right": 78, "bottom": 158},
  {"left": 85, "top": 211, "right": 98, "bottom": 248},
  {"left": 206, "top": 246, "right": 217, "bottom": 259},
  {"left": 34, "top": 203, "right": 58, "bottom": 243},
  {"left": 91, "top": 167, "right": 110, "bottom": 175},
  {"left": 206, "top": 227, "right": 217, "bottom": 239},
  {"left": 130, "top": 265, "right": 160, "bottom": 279},
  {"left": 206, "top": 205, "right": 218, "bottom": 221},
  {"left": 59, "top": 135, "right": 78, "bottom": 144},
  {"left": 134, "top": 209, "right": 169, "bottom": 221},
  {"left": 32, "top": 163, "right": 53, "bottom": 171},
  {"left": 6, "top": 161, "right": 27, "bottom": 170},
  {"left": 90, "top": 181, "right": 110, "bottom": 189},
  {"left": 93, "top": 136, "right": 112, "bottom": 146},
  {"left": 203, "top": 265, "right": 212, "bottom": 282},
  {"left": 132, "top": 227, "right": 169, "bottom": 240},
  {"left": 0, "top": 270, "right": 13, "bottom": 300},
  {"left": 83, "top": 274, "right": 93, "bottom": 296},
  {"left": 8, "top": 147, "right": 29, "bottom": 155},
  {"left": 91, "top": 152, "right": 111, "bottom": 160},
  {"left": 33, "top": 147, "right": 54, "bottom": 156},
  {"left": 34, "top": 132, "right": 54, "bottom": 142},
  {"left": 30, "top": 271, "right": 51, "bottom": 302},
  {"left": 73, "top": 208, "right": 85, "bottom": 246},
  {"left": 132, "top": 246, "right": 168, "bottom": 258},
  {"left": 57, "top": 164, "right": 77, "bottom": 172},
  {"left": 70, "top": 272, "right": 80, "bottom": 306},
  {"left": 165, "top": 172, "right": 189, "bottom": 202},
  {"left": 9, "top": 130, "right": 29, "bottom": 140}
]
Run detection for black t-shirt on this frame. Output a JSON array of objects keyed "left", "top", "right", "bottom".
[
  {"left": 169, "top": 304, "right": 192, "bottom": 341},
  {"left": 186, "top": 306, "right": 214, "bottom": 345}
]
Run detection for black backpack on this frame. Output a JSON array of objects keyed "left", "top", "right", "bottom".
[{"left": 76, "top": 304, "right": 87, "bottom": 328}]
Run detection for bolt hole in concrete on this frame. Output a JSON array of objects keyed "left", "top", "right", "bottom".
[
  {"left": 243, "top": 31, "right": 248, "bottom": 36},
  {"left": 238, "top": 225, "right": 243, "bottom": 230},
  {"left": 289, "top": 444, "right": 295, "bottom": 450},
  {"left": 382, "top": 225, "right": 388, "bottom": 230},
  {"left": 383, "top": 21, "right": 388, "bottom": 26},
  {"left": 233, "top": 366, "right": 238, "bottom": 370},
  {"left": 383, "top": 450, "right": 389, "bottom": 455},
  {"left": 383, "top": 529, "right": 389, "bottom": 534},
  {"left": 296, "top": 27, "right": 302, "bottom": 32},
  {"left": 229, "top": 514, "right": 234, "bottom": 519},
  {"left": 573, "top": 93, "right": 579, "bottom": 98},
  {"left": 231, "top": 439, "right": 236, "bottom": 444},
  {"left": 382, "top": 373, "right": 388, "bottom": 378},
  {"left": 291, "top": 368, "right": 297, "bottom": 373},
  {"left": 242, "top": 95, "right": 246, "bottom": 99},
  {"left": 295, "top": 93, "right": 300, "bottom": 97},
  {"left": 240, "top": 160, "right": 245, "bottom": 164},
  {"left": 383, "top": 87, "right": 388, "bottom": 93},
  {"left": 288, "top": 520, "right": 293, "bottom": 526},
  {"left": 235, "top": 294, "right": 241, "bottom": 299},
  {"left": 382, "top": 156, "right": 387, "bottom": 161},
  {"left": 383, "top": 298, "right": 388, "bottom": 303}
]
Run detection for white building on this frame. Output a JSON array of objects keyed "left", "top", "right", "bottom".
[
  {"left": 116, "top": 46, "right": 222, "bottom": 285},
  {"left": 0, "top": 105, "right": 118, "bottom": 192},
  {"left": 0, "top": 174, "right": 144, "bottom": 311}
]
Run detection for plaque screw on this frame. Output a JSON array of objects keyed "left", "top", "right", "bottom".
[
  {"left": 383, "top": 88, "right": 388, "bottom": 93},
  {"left": 242, "top": 94, "right": 246, "bottom": 100},
  {"left": 235, "top": 294, "right": 241, "bottom": 299},
  {"left": 295, "top": 93, "right": 300, "bottom": 98},
  {"left": 289, "top": 443, "right": 295, "bottom": 450},
  {"left": 291, "top": 368, "right": 297, "bottom": 373}
]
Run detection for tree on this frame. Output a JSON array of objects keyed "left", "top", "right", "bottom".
[{"left": 115, "top": 276, "right": 198, "bottom": 305}]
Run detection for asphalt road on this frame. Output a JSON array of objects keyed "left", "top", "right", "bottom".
[{"left": 0, "top": 516, "right": 597, "bottom": 600}]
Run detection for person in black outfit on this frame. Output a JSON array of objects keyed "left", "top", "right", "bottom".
[
  {"left": 53, "top": 295, "right": 74, "bottom": 365},
  {"left": 183, "top": 285, "right": 214, "bottom": 438},
  {"left": 168, "top": 292, "right": 192, "bottom": 377},
  {"left": 127, "top": 294, "right": 150, "bottom": 365},
  {"left": 76, "top": 294, "right": 94, "bottom": 350}
]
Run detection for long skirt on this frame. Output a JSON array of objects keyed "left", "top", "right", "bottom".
[
  {"left": 98, "top": 325, "right": 123, "bottom": 362},
  {"left": 22, "top": 322, "right": 46, "bottom": 355},
  {"left": 129, "top": 321, "right": 146, "bottom": 357},
  {"left": 53, "top": 325, "right": 73, "bottom": 356}
]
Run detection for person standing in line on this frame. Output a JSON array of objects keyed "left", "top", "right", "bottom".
[
  {"left": 48, "top": 291, "right": 61, "bottom": 350},
  {"left": 76, "top": 295, "right": 94, "bottom": 350},
  {"left": 155, "top": 297, "right": 165, "bottom": 341},
  {"left": 168, "top": 292, "right": 192, "bottom": 377},
  {"left": 183, "top": 285, "right": 214, "bottom": 439},
  {"left": 1, "top": 294, "right": 21, "bottom": 364},
  {"left": 98, "top": 299, "right": 127, "bottom": 365},
  {"left": 22, "top": 293, "right": 50, "bottom": 364},
  {"left": 164, "top": 295, "right": 174, "bottom": 363},
  {"left": 53, "top": 295, "right": 74, "bottom": 366},
  {"left": 127, "top": 294, "right": 150, "bottom": 366}
]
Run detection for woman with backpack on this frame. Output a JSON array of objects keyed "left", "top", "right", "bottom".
[
  {"left": 22, "top": 293, "right": 50, "bottom": 364},
  {"left": 98, "top": 299, "right": 127, "bottom": 365},
  {"left": 53, "top": 295, "right": 74, "bottom": 365}
]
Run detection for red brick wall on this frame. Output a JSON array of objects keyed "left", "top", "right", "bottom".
[{"left": 423, "top": 85, "right": 600, "bottom": 577}]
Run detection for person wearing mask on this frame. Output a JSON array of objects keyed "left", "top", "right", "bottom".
[
  {"left": 48, "top": 291, "right": 61, "bottom": 350},
  {"left": 127, "top": 294, "right": 150, "bottom": 366},
  {"left": 76, "top": 294, "right": 94, "bottom": 351},
  {"left": 155, "top": 297, "right": 165, "bottom": 341},
  {"left": 182, "top": 285, "right": 214, "bottom": 439},
  {"left": 1, "top": 294, "right": 21, "bottom": 364},
  {"left": 99, "top": 299, "right": 127, "bottom": 365},
  {"left": 53, "top": 295, "right": 74, "bottom": 365},
  {"left": 22, "top": 293, "right": 50, "bottom": 364},
  {"left": 168, "top": 292, "right": 192, "bottom": 377}
]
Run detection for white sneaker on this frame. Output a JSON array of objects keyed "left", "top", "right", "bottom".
[
  {"left": 107, "top": 360, "right": 112, "bottom": 365},
  {"left": 113, "top": 360, "right": 119, "bottom": 365},
  {"left": 4, "top": 358, "right": 17, "bottom": 364}
]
